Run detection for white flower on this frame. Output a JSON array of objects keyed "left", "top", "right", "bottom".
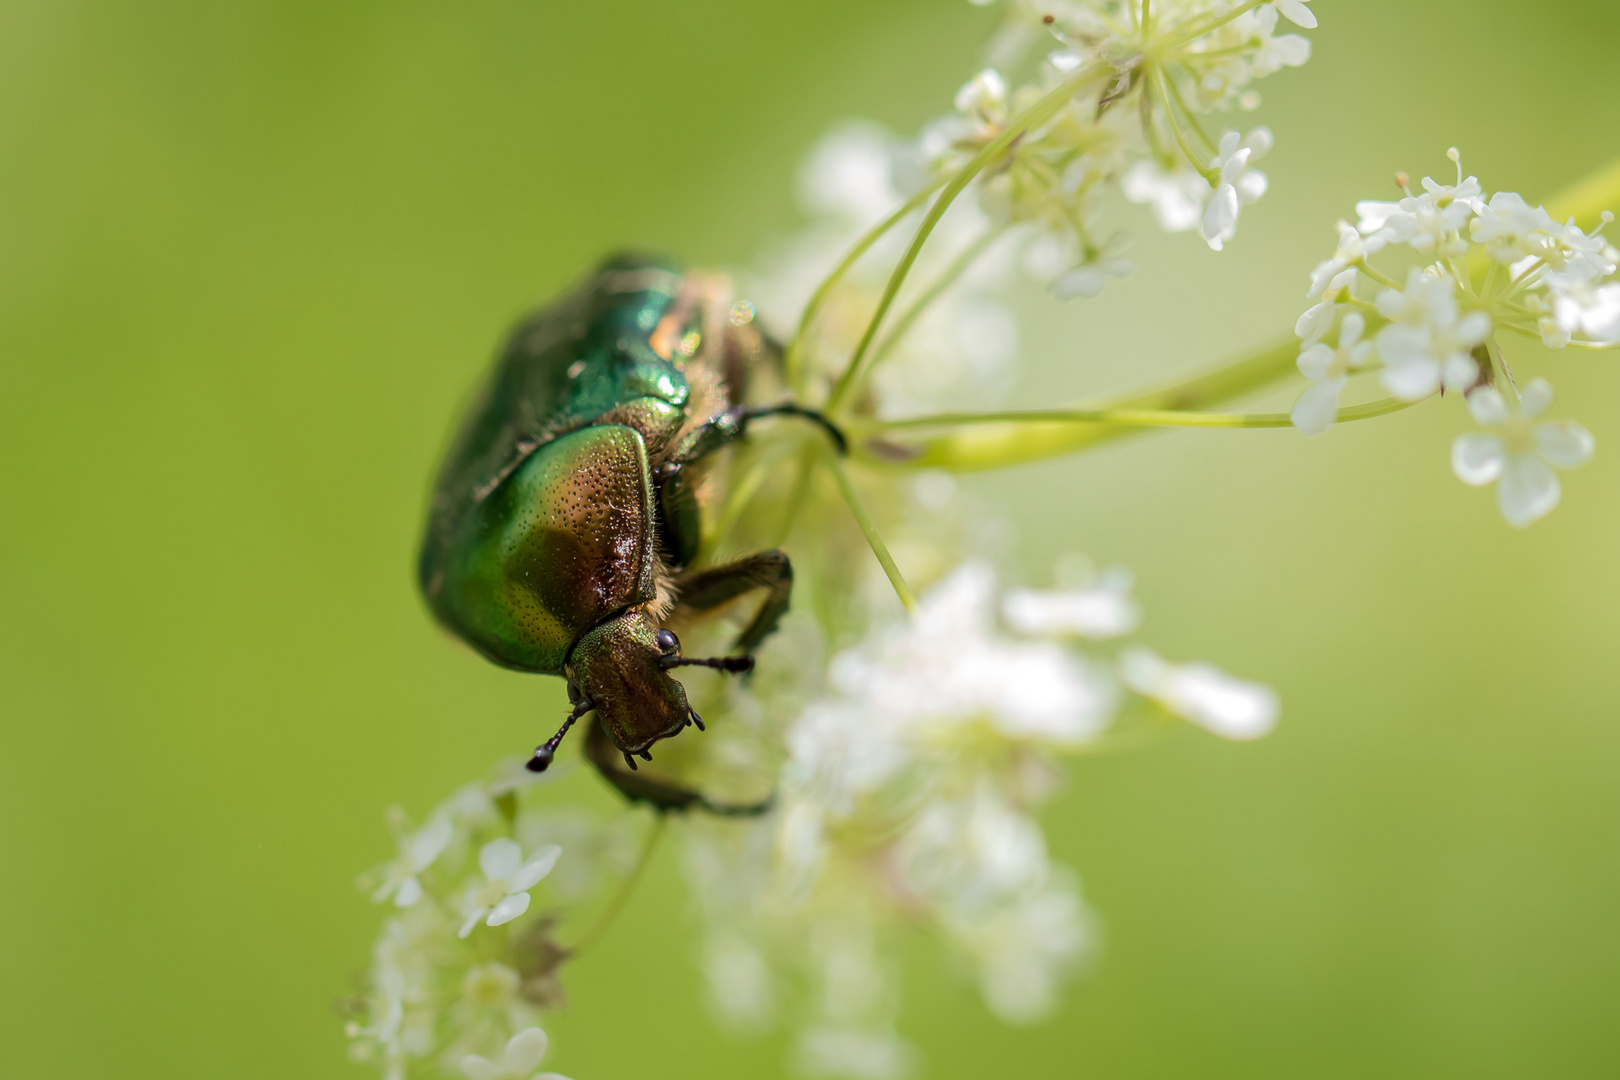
[
  {"left": 1201, "top": 128, "right": 1272, "bottom": 251},
  {"left": 370, "top": 816, "right": 453, "bottom": 908},
  {"left": 1291, "top": 312, "right": 1373, "bottom": 436},
  {"left": 458, "top": 840, "right": 561, "bottom": 939},
  {"left": 1452, "top": 379, "right": 1594, "bottom": 527},
  {"left": 1270, "top": 0, "right": 1318, "bottom": 28},
  {"left": 1002, "top": 568, "right": 1139, "bottom": 638},
  {"left": 1296, "top": 266, "right": 1356, "bottom": 345},
  {"left": 1551, "top": 277, "right": 1620, "bottom": 342},
  {"left": 953, "top": 68, "right": 1007, "bottom": 123},
  {"left": 1120, "top": 647, "right": 1278, "bottom": 740},
  {"left": 460, "top": 1027, "right": 570, "bottom": 1080},
  {"left": 1357, "top": 164, "right": 1480, "bottom": 257},
  {"left": 1469, "top": 191, "right": 1558, "bottom": 264},
  {"left": 1373, "top": 270, "right": 1491, "bottom": 400},
  {"left": 1307, "top": 220, "right": 1383, "bottom": 300}
]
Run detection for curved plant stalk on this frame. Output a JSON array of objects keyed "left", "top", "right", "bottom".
[{"left": 824, "top": 446, "right": 918, "bottom": 612}]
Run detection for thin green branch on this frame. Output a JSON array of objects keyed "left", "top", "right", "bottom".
[
  {"left": 869, "top": 228, "right": 1002, "bottom": 369},
  {"left": 863, "top": 393, "right": 1420, "bottom": 435},
  {"left": 824, "top": 451, "right": 918, "bottom": 612},
  {"left": 568, "top": 813, "right": 665, "bottom": 958}
]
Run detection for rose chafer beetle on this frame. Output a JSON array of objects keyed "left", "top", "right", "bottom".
[{"left": 419, "top": 254, "right": 843, "bottom": 815}]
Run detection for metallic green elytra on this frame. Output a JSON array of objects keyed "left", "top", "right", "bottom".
[{"left": 419, "top": 254, "right": 841, "bottom": 814}]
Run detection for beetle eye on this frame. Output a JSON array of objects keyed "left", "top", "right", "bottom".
[{"left": 654, "top": 628, "right": 680, "bottom": 656}]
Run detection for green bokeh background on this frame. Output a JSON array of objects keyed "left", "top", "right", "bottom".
[{"left": 3, "top": 1, "right": 1618, "bottom": 1076}]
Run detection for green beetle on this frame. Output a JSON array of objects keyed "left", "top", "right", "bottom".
[{"left": 418, "top": 254, "right": 841, "bottom": 814}]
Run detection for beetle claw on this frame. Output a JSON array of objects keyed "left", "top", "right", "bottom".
[
  {"left": 639, "top": 750, "right": 653, "bottom": 761},
  {"left": 623, "top": 752, "right": 638, "bottom": 771},
  {"left": 689, "top": 709, "right": 705, "bottom": 731}
]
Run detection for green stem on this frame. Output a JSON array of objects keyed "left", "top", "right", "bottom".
[
  {"left": 825, "top": 62, "right": 1107, "bottom": 414},
  {"left": 824, "top": 450, "right": 918, "bottom": 611},
  {"left": 785, "top": 176, "right": 948, "bottom": 394},
  {"left": 868, "top": 337, "right": 1298, "bottom": 471},
  {"left": 863, "top": 394, "right": 1418, "bottom": 434},
  {"left": 568, "top": 813, "right": 666, "bottom": 959},
  {"left": 869, "top": 228, "right": 1001, "bottom": 368}
]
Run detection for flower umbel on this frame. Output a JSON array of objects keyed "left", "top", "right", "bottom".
[{"left": 1289, "top": 148, "right": 1614, "bottom": 525}]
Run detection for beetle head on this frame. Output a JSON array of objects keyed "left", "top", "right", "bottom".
[{"left": 565, "top": 610, "right": 693, "bottom": 757}]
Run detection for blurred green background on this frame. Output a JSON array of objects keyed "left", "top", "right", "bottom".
[{"left": 3, "top": 1, "right": 1618, "bottom": 1076}]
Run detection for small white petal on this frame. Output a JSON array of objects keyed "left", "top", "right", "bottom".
[
  {"left": 392, "top": 876, "right": 423, "bottom": 908},
  {"left": 460, "top": 1055, "right": 500, "bottom": 1080},
  {"left": 1442, "top": 353, "right": 1480, "bottom": 392},
  {"left": 1357, "top": 200, "right": 1402, "bottom": 233},
  {"left": 1380, "top": 360, "right": 1440, "bottom": 400},
  {"left": 1519, "top": 377, "right": 1553, "bottom": 419},
  {"left": 1339, "top": 312, "right": 1365, "bottom": 348},
  {"left": 406, "top": 817, "right": 454, "bottom": 870},
  {"left": 1171, "top": 664, "right": 1280, "bottom": 740},
  {"left": 1296, "top": 301, "right": 1334, "bottom": 341},
  {"left": 1452, "top": 435, "right": 1506, "bottom": 486},
  {"left": 1052, "top": 267, "right": 1104, "bottom": 299},
  {"left": 1296, "top": 343, "right": 1335, "bottom": 381},
  {"left": 510, "top": 845, "right": 563, "bottom": 892},
  {"left": 1455, "top": 310, "right": 1493, "bottom": 346},
  {"left": 458, "top": 909, "right": 485, "bottom": 940},
  {"left": 479, "top": 838, "right": 523, "bottom": 883},
  {"left": 1202, "top": 183, "right": 1239, "bottom": 241},
  {"left": 1497, "top": 454, "right": 1561, "bottom": 526},
  {"left": 1235, "top": 169, "right": 1268, "bottom": 203},
  {"left": 486, "top": 891, "right": 532, "bottom": 927},
  {"left": 504, "top": 1028, "right": 551, "bottom": 1074},
  {"left": 1467, "top": 387, "right": 1509, "bottom": 426},
  {"left": 1291, "top": 377, "right": 1346, "bottom": 436},
  {"left": 1535, "top": 420, "right": 1595, "bottom": 467},
  {"left": 1373, "top": 324, "right": 1428, "bottom": 366},
  {"left": 1273, "top": 0, "right": 1318, "bottom": 28}
]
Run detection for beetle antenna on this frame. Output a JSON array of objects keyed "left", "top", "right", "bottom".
[
  {"left": 526, "top": 698, "right": 594, "bottom": 773},
  {"left": 660, "top": 655, "right": 755, "bottom": 674}
]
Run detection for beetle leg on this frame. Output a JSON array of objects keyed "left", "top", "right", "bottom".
[
  {"left": 671, "top": 402, "right": 847, "bottom": 467},
  {"left": 585, "top": 715, "right": 772, "bottom": 817},
  {"left": 670, "top": 548, "right": 793, "bottom": 656}
]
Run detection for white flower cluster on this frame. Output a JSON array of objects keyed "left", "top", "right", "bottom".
[
  {"left": 680, "top": 560, "right": 1274, "bottom": 1077},
  {"left": 907, "top": 0, "right": 1316, "bottom": 294},
  {"left": 346, "top": 766, "right": 638, "bottom": 1079},
  {"left": 1289, "top": 150, "right": 1609, "bottom": 526}
]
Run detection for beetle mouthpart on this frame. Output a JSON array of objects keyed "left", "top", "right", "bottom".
[
  {"left": 623, "top": 752, "right": 638, "bottom": 771},
  {"left": 525, "top": 698, "right": 593, "bottom": 773},
  {"left": 689, "top": 709, "right": 705, "bottom": 731},
  {"left": 660, "top": 655, "right": 755, "bottom": 675},
  {"left": 639, "top": 750, "right": 653, "bottom": 761}
]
